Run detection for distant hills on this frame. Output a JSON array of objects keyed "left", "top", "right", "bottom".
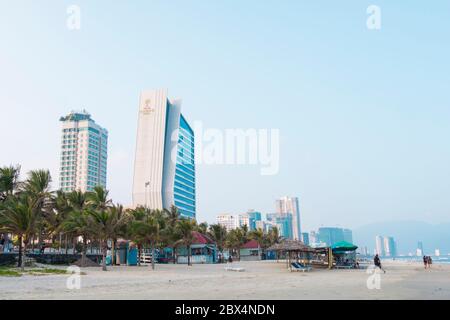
[{"left": 353, "top": 220, "right": 450, "bottom": 255}]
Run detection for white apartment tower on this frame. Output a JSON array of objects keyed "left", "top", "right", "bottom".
[
  {"left": 375, "top": 235, "right": 385, "bottom": 256},
  {"left": 216, "top": 214, "right": 238, "bottom": 232},
  {"left": 59, "top": 111, "right": 108, "bottom": 193},
  {"left": 275, "top": 196, "right": 301, "bottom": 240}
]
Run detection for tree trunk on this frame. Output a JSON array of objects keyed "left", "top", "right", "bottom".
[
  {"left": 138, "top": 244, "right": 141, "bottom": 266},
  {"left": 151, "top": 245, "right": 155, "bottom": 270},
  {"left": 102, "top": 242, "right": 107, "bottom": 271},
  {"left": 21, "top": 242, "right": 27, "bottom": 272},
  {"left": 111, "top": 239, "right": 116, "bottom": 266},
  {"left": 171, "top": 246, "right": 175, "bottom": 264},
  {"left": 81, "top": 237, "right": 87, "bottom": 267},
  {"left": 188, "top": 245, "right": 191, "bottom": 266},
  {"left": 17, "top": 235, "right": 23, "bottom": 268}
]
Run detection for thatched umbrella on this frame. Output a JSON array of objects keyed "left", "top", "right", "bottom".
[{"left": 267, "top": 239, "right": 313, "bottom": 268}]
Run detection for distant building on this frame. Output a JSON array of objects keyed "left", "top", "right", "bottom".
[
  {"left": 360, "top": 246, "right": 369, "bottom": 256},
  {"left": 301, "top": 232, "right": 310, "bottom": 245},
  {"left": 317, "top": 227, "right": 348, "bottom": 247},
  {"left": 309, "top": 231, "right": 318, "bottom": 244},
  {"left": 264, "top": 220, "right": 280, "bottom": 235},
  {"left": 132, "top": 89, "right": 196, "bottom": 218},
  {"left": 275, "top": 196, "right": 301, "bottom": 240},
  {"left": 238, "top": 214, "right": 251, "bottom": 230},
  {"left": 247, "top": 210, "right": 262, "bottom": 230},
  {"left": 59, "top": 110, "right": 108, "bottom": 193},
  {"left": 255, "top": 220, "right": 266, "bottom": 232},
  {"left": 417, "top": 241, "right": 424, "bottom": 256},
  {"left": 276, "top": 214, "right": 293, "bottom": 239},
  {"left": 216, "top": 214, "right": 238, "bottom": 232},
  {"left": 383, "top": 236, "right": 397, "bottom": 257},
  {"left": 343, "top": 229, "right": 353, "bottom": 243},
  {"left": 375, "top": 235, "right": 385, "bottom": 256}
]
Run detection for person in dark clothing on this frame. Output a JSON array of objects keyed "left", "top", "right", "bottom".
[
  {"left": 374, "top": 254, "right": 386, "bottom": 273},
  {"left": 228, "top": 255, "right": 233, "bottom": 263},
  {"left": 423, "top": 255, "right": 428, "bottom": 269}
]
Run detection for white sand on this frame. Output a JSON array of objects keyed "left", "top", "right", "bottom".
[{"left": 1, "top": 261, "right": 449, "bottom": 300}]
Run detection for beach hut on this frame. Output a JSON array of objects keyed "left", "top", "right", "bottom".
[
  {"left": 267, "top": 239, "right": 314, "bottom": 270},
  {"left": 331, "top": 241, "right": 358, "bottom": 269},
  {"left": 176, "top": 231, "right": 217, "bottom": 264},
  {"left": 239, "top": 240, "right": 262, "bottom": 261}
]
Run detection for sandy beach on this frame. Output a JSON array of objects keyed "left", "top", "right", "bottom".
[{"left": 1, "top": 261, "right": 449, "bottom": 300}]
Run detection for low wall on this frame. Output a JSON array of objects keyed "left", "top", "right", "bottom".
[
  {"left": 177, "top": 255, "right": 214, "bottom": 264},
  {"left": 0, "top": 253, "right": 102, "bottom": 266}
]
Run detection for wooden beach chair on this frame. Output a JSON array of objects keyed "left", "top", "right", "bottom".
[
  {"left": 224, "top": 264, "right": 245, "bottom": 272},
  {"left": 290, "top": 262, "right": 312, "bottom": 272}
]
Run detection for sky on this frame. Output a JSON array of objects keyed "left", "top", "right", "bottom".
[{"left": 1, "top": 1, "right": 449, "bottom": 232}]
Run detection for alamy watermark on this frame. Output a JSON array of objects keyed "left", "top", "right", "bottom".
[
  {"left": 66, "top": 5, "right": 81, "bottom": 30},
  {"left": 66, "top": 265, "right": 81, "bottom": 290},
  {"left": 172, "top": 121, "right": 280, "bottom": 176},
  {"left": 366, "top": 265, "right": 382, "bottom": 290},
  {"left": 367, "top": 5, "right": 381, "bottom": 30}
]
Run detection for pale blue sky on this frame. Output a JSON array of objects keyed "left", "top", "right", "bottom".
[{"left": 1, "top": 1, "right": 449, "bottom": 231}]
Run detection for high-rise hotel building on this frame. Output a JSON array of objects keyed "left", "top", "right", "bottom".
[
  {"left": 59, "top": 111, "right": 108, "bottom": 193},
  {"left": 275, "top": 196, "right": 301, "bottom": 240},
  {"left": 132, "top": 89, "right": 196, "bottom": 219}
]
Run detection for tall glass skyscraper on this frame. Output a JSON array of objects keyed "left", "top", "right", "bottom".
[
  {"left": 132, "top": 89, "right": 196, "bottom": 219},
  {"left": 275, "top": 196, "right": 301, "bottom": 240},
  {"left": 59, "top": 111, "right": 108, "bottom": 193}
]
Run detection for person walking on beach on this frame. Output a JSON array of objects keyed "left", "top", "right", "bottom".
[
  {"left": 374, "top": 254, "right": 386, "bottom": 273},
  {"left": 423, "top": 255, "right": 428, "bottom": 269}
]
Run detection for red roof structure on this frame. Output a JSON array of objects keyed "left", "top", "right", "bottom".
[
  {"left": 192, "top": 231, "right": 215, "bottom": 245},
  {"left": 242, "top": 240, "right": 260, "bottom": 249}
]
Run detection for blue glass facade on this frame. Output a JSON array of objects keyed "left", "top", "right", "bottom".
[{"left": 173, "top": 115, "right": 196, "bottom": 218}]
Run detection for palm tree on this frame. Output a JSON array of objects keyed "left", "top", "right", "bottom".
[
  {"left": 0, "top": 165, "right": 20, "bottom": 254},
  {"left": 60, "top": 209, "right": 92, "bottom": 266},
  {"left": 226, "top": 227, "right": 248, "bottom": 261},
  {"left": 197, "top": 222, "right": 208, "bottom": 234},
  {"left": 128, "top": 206, "right": 148, "bottom": 266},
  {"left": 88, "top": 208, "right": 115, "bottom": 271},
  {"left": 86, "top": 186, "right": 113, "bottom": 269},
  {"left": 20, "top": 170, "right": 53, "bottom": 253},
  {"left": 0, "top": 195, "right": 39, "bottom": 270},
  {"left": 88, "top": 203, "right": 129, "bottom": 271},
  {"left": 108, "top": 204, "right": 130, "bottom": 265},
  {"left": 249, "top": 228, "right": 265, "bottom": 259},
  {"left": 225, "top": 229, "right": 241, "bottom": 261},
  {"left": 163, "top": 205, "right": 180, "bottom": 263},
  {"left": 67, "top": 190, "right": 89, "bottom": 211},
  {"left": 208, "top": 224, "right": 227, "bottom": 261},
  {"left": 128, "top": 208, "right": 165, "bottom": 270},
  {"left": 0, "top": 165, "right": 20, "bottom": 201},
  {"left": 266, "top": 227, "right": 280, "bottom": 246},
  {"left": 87, "top": 186, "right": 112, "bottom": 211},
  {"left": 65, "top": 190, "right": 90, "bottom": 254},
  {"left": 174, "top": 219, "right": 197, "bottom": 266},
  {"left": 52, "top": 190, "right": 71, "bottom": 254}
]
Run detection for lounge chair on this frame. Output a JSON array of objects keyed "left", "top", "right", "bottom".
[
  {"left": 224, "top": 264, "right": 245, "bottom": 272},
  {"left": 290, "top": 262, "right": 312, "bottom": 272}
]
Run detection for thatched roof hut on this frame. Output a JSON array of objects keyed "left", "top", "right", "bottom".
[
  {"left": 267, "top": 239, "right": 313, "bottom": 252},
  {"left": 267, "top": 239, "right": 314, "bottom": 270}
]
